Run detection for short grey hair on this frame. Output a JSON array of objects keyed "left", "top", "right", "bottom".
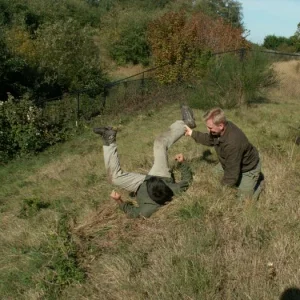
[{"left": 203, "top": 108, "right": 227, "bottom": 125}]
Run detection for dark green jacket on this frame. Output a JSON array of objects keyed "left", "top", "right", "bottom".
[
  {"left": 119, "top": 162, "right": 193, "bottom": 218},
  {"left": 191, "top": 121, "right": 259, "bottom": 186}
]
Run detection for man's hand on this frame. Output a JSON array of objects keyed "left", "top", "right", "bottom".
[
  {"left": 185, "top": 125, "right": 193, "bottom": 137},
  {"left": 110, "top": 190, "right": 123, "bottom": 204},
  {"left": 175, "top": 153, "right": 185, "bottom": 163}
]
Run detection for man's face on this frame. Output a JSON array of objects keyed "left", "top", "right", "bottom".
[{"left": 206, "top": 118, "right": 224, "bottom": 136}]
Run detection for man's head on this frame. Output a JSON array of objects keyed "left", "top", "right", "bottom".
[
  {"left": 146, "top": 176, "right": 174, "bottom": 205},
  {"left": 203, "top": 108, "right": 227, "bottom": 136}
]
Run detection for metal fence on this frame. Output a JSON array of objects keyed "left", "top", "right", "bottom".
[{"left": 41, "top": 48, "right": 300, "bottom": 124}]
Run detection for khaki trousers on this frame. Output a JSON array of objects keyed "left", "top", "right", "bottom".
[
  {"left": 214, "top": 160, "right": 263, "bottom": 200},
  {"left": 103, "top": 120, "right": 186, "bottom": 192}
]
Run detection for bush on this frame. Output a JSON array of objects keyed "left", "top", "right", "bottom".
[
  {"left": 4, "top": 18, "right": 107, "bottom": 101},
  {"left": 109, "top": 19, "right": 150, "bottom": 66},
  {"left": 0, "top": 94, "right": 74, "bottom": 162},
  {"left": 148, "top": 10, "right": 247, "bottom": 84},
  {"left": 0, "top": 0, "right": 12, "bottom": 25},
  {"left": 0, "top": 94, "right": 45, "bottom": 161},
  {"left": 263, "top": 35, "right": 294, "bottom": 51},
  {"left": 33, "top": 19, "right": 107, "bottom": 96},
  {"left": 242, "top": 51, "right": 277, "bottom": 104},
  {"left": 4, "top": 0, "right": 103, "bottom": 28},
  {"left": 0, "top": 29, "right": 37, "bottom": 100},
  {"left": 40, "top": 213, "right": 86, "bottom": 298},
  {"left": 188, "top": 51, "right": 276, "bottom": 110}
]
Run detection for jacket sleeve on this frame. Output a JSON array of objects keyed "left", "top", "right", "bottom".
[
  {"left": 118, "top": 202, "right": 160, "bottom": 218},
  {"left": 191, "top": 131, "right": 214, "bottom": 146},
  {"left": 169, "top": 162, "right": 193, "bottom": 194},
  {"left": 221, "top": 144, "right": 243, "bottom": 186}
]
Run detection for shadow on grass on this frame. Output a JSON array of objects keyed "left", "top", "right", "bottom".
[
  {"left": 248, "top": 95, "right": 272, "bottom": 104},
  {"left": 280, "top": 287, "right": 300, "bottom": 300},
  {"left": 190, "top": 149, "right": 217, "bottom": 165}
]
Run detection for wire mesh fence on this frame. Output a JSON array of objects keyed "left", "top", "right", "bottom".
[{"left": 40, "top": 48, "right": 300, "bottom": 124}]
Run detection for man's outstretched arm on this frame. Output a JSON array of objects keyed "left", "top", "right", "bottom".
[
  {"left": 185, "top": 125, "right": 214, "bottom": 146},
  {"left": 171, "top": 154, "right": 193, "bottom": 194},
  {"left": 111, "top": 190, "right": 159, "bottom": 218}
]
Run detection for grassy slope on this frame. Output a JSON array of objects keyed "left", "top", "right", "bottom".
[{"left": 1, "top": 61, "right": 300, "bottom": 299}]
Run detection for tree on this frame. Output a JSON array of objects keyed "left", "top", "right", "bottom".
[
  {"left": 109, "top": 19, "right": 150, "bottom": 66},
  {"left": 148, "top": 10, "right": 247, "bottom": 83},
  {"left": 31, "top": 19, "right": 107, "bottom": 98},
  {"left": 263, "top": 34, "right": 298, "bottom": 52},
  {"left": 0, "top": 29, "right": 37, "bottom": 100},
  {"left": 196, "top": 0, "right": 244, "bottom": 29},
  {"left": 263, "top": 35, "right": 288, "bottom": 50},
  {"left": 291, "top": 22, "right": 300, "bottom": 52},
  {"left": 147, "top": 11, "right": 195, "bottom": 83},
  {"left": 0, "top": 0, "right": 12, "bottom": 26}
]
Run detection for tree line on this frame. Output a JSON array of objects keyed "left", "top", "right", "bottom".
[
  {"left": 263, "top": 23, "right": 300, "bottom": 52},
  {"left": 0, "top": 0, "right": 245, "bottom": 103},
  {"left": 0, "top": 0, "right": 258, "bottom": 162}
]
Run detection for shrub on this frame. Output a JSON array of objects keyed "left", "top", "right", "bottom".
[
  {"left": 40, "top": 214, "right": 85, "bottom": 298},
  {"left": 148, "top": 10, "right": 247, "bottom": 84},
  {"left": 7, "top": 0, "right": 103, "bottom": 28},
  {"left": 0, "top": 28, "right": 37, "bottom": 100},
  {"left": 0, "top": 94, "right": 75, "bottom": 162},
  {"left": 33, "top": 19, "right": 107, "bottom": 96},
  {"left": 4, "top": 18, "right": 107, "bottom": 101},
  {"left": 109, "top": 19, "right": 151, "bottom": 66},
  {"left": 241, "top": 51, "right": 277, "bottom": 104},
  {"left": 148, "top": 11, "right": 195, "bottom": 83},
  {"left": 0, "top": 0, "right": 12, "bottom": 25},
  {"left": 188, "top": 51, "right": 276, "bottom": 110},
  {"left": 263, "top": 35, "right": 291, "bottom": 50},
  {"left": 0, "top": 94, "right": 46, "bottom": 161}
]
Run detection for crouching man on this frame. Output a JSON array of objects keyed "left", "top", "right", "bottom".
[{"left": 185, "top": 107, "right": 264, "bottom": 200}]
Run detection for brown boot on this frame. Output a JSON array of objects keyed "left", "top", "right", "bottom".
[
  {"left": 181, "top": 105, "right": 196, "bottom": 129},
  {"left": 93, "top": 126, "right": 117, "bottom": 146}
]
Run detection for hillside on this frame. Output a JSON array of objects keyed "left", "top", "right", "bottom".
[{"left": 1, "top": 60, "right": 300, "bottom": 299}]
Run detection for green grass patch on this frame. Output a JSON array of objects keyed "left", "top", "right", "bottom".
[
  {"left": 1, "top": 67, "right": 300, "bottom": 299},
  {"left": 19, "top": 198, "right": 51, "bottom": 218},
  {"left": 176, "top": 201, "right": 206, "bottom": 220}
]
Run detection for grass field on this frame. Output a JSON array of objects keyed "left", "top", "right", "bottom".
[{"left": 1, "top": 60, "right": 300, "bottom": 300}]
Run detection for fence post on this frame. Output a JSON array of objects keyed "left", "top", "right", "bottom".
[
  {"left": 102, "top": 86, "right": 108, "bottom": 111},
  {"left": 141, "top": 72, "right": 145, "bottom": 96},
  {"left": 239, "top": 47, "right": 246, "bottom": 62},
  {"left": 123, "top": 81, "right": 128, "bottom": 101},
  {"left": 76, "top": 92, "right": 80, "bottom": 127}
]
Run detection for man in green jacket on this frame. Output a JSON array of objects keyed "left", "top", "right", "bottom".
[
  {"left": 185, "top": 107, "right": 264, "bottom": 200},
  {"left": 93, "top": 106, "right": 194, "bottom": 218}
]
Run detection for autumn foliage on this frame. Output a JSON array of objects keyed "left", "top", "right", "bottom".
[{"left": 148, "top": 11, "right": 248, "bottom": 83}]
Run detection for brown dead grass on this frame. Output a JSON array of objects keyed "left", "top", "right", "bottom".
[
  {"left": 272, "top": 60, "right": 300, "bottom": 99},
  {"left": 2, "top": 60, "right": 300, "bottom": 300},
  {"left": 110, "top": 64, "right": 147, "bottom": 80},
  {"left": 66, "top": 60, "right": 300, "bottom": 300}
]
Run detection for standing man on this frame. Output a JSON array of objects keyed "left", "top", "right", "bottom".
[
  {"left": 93, "top": 106, "right": 195, "bottom": 218},
  {"left": 185, "top": 107, "right": 263, "bottom": 200}
]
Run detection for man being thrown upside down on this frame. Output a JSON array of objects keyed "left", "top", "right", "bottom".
[{"left": 93, "top": 106, "right": 195, "bottom": 218}]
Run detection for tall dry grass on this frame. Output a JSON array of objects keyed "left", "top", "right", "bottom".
[
  {"left": 1, "top": 60, "right": 300, "bottom": 299},
  {"left": 272, "top": 60, "right": 300, "bottom": 99}
]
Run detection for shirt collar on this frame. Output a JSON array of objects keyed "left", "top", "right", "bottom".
[{"left": 219, "top": 121, "right": 230, "bottom": 142}]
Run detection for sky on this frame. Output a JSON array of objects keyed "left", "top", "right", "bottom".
[{"left": 240, "top": 0, "right": 300, "bottom": 44}]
